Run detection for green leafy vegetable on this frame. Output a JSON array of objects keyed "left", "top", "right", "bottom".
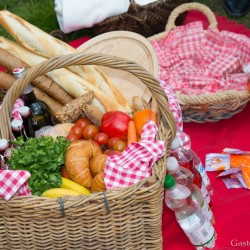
[{"left": 8, "top": 136, "right": 70, "bottom": 196}]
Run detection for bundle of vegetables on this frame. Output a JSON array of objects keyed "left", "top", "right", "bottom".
[{"left": 8, "top": 136, "right": 70, "bottom": 196}]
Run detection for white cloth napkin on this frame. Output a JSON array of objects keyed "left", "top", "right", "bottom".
[{"left": 54, "top": 0, "right": 157, "bottom": 33}]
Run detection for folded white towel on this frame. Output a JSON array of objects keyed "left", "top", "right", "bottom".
[{"left": 54, "top": 0, "right": 157, "bottom": 33}]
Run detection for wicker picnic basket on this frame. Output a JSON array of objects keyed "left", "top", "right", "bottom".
[
  {"left": 0, "top": 53, "right": 176, "bottom": 250},
  {"left": 148, "top": 2, "right": 250, "bottom": 123},
  {"left": 92, "top": 0, "right": 192, "bottom": 38}
]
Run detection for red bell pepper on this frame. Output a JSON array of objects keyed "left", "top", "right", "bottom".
[{"left": 100, "top": 111, "right": 131, "bottom": 140}]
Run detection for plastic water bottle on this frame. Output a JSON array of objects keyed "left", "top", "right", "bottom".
[
  {"left": 164, "top": 175, "right": 216, "bottom": 250},
  {"left": 176, "top": 130, "right": 214, "bottom": 197},
  {"left": 166, "top": 157, "right": 215, "bottom": 224},
  {"left": 170, "top": 137, "right": 203, "bottom": 190}
]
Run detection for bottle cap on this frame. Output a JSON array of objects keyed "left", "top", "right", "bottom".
[
  {"left": 18, "top": 106, "right": 30, "bottom": 116},
  {"left": 164, "top": 174, "right": 176, "bottom": 189},
  {"left": 13, "top": 67, "right": 25, "bottom": 79},
  {"left": 0, "top": 139, "right": 9, "bottom": 150},
  {"left": 166, "top": 157, "right": 179, "bottom": 173},
  {"left": 11, "top": 119, "right": 23, "bottom": 130},
  {"left": 171, "top": 137, "right": 181, "bottom": 150}
]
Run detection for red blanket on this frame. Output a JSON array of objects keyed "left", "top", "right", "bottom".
[{"left": 70, "top": 11, "right": 250, "bottom": 250}]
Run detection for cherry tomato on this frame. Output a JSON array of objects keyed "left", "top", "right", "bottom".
[
  {"left": 75, "top": 117, "right": 92, "bottom": 129},
  {"left": 107, "top": 137, "right": 120, "bottom": 149},
  {"left": 70, "top": 125, "right": 84, "bottom": 139},
  {"left": 82, "top": 125, "right": 100, "bottom": 139},
  {"left": 93, "top": 132, "right": 109, "bottom": 146},
  {"left": 66, "top": 133, "right": 79, "bottom": 141},
  {"left": 113, "top": 140, "right": 127, "bottom": 152}
]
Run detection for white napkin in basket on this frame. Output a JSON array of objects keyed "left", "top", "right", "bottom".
[{"left": 54, "top": 0, "right": 157, "bottom": 33}]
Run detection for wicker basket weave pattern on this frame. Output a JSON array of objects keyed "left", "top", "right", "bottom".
[
  {"left": 149, "top": 3, "right": 250, "bottom": 123},
  {"left": 0, "top": 53, "right": 176, "bottom": 250},
  {"left": 92, "top": 0, "right": 192, "bottom": 38}
]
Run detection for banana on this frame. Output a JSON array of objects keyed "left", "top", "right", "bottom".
[
  {"left": 61, "top": 177, "right": 91, "bottom": 195},
  {"left": 41, "top": 188, "right": 82, "bottom": 198}
]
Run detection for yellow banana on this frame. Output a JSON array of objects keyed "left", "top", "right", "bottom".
[
  {"left": 61, "top": 177, "right": 91, "bottom": 195},
  {"left": 41, "top": 188, "right": 82, "bottom": 198}
]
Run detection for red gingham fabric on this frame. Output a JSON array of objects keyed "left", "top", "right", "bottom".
[
  {"left": 104, "top": 120, "right": 166, "bottom": 189},
  {"left": 0, "top": 170, "right": 31, "bottom": 201},
  {"left": 150, "top": 21, "right": 250, "bottom": 95},
  {"left": 159, "top": 80, "right": 183, "bottom": 131}
]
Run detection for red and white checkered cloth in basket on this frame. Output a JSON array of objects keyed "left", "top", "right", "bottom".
[
  {"left": 0, "top": 170, "right": 31, "bottom": 201},
  {"left": 151, "top": 21, "right": 250, "bottom": 95},
  {"left": 104, "top": 120, "right": 166, "bottom": 189}
]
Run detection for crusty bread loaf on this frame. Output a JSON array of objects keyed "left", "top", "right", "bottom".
[
  {"left": 0, "top": 10, "right": 132, "bottom": 112},
  {"left": 0, "top": 36, "right": 127, "bottom": 113},
  {"left": 0, "top": 47, "right": 73, "bottom": 105}
]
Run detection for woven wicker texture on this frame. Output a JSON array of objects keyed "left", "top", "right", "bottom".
[
  {"left": 0, "top": 53, "right": 176, "bottom": 250},
  {"left": 148, "top": 2, "right": 250, "bottom": 123},
  {"left": 92, "top": 0, "right": 192, "bottom": 38}
]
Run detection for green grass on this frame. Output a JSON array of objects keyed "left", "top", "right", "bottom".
[{"left": 0, "top": 0, "right": 249, "bottom": 41}]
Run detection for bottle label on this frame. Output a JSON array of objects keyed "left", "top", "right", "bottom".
[
  {"left": 182, "top": 216, "right": 215, "bottom": 246},
  {"left": 197, "top": 162, "right": 211, "bottom": 188}
]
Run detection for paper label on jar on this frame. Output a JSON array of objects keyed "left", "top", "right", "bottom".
[{"left": 183, "top": 216, "right": 215, "bottom": 246}]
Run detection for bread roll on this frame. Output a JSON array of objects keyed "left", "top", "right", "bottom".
[
  {"left": 0, "top": 10, "right": 132, "bottom": 112},
  {"left": 65, "top": 140, "right": 102, "bottom": 188},
  {"left": 0, "top": 36, "right": 127, "bottom": 113}
]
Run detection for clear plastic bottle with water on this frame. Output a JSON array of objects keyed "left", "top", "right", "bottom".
[
  {"left": 166, "top": 156, "right": 215, "bottom": 225},
  {"left": 171, "top": 135, "right": 211, "bottom": 203},
  {"left": 176, "top": 130, "right": 214, "bottom": 197},
  {"left": 164, "top": 174, "right": 216, "bottom": 250}
]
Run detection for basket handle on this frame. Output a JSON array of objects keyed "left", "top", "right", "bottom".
[
  {"left": 165, "top": 2, "right": 218, "bottom": 33},
  {"left": 0, "top": 53, "right": 176, "bottom": 145}
]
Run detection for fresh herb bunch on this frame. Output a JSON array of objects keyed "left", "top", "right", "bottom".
[{"left": 8, "top": 136, "right": 70, "bottom": 196}]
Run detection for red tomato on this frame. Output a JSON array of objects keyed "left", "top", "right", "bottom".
[
  {"left": 66, "top": 133, "right": 79, "bottom": 141},
  {"left": 70, "top": 125, "right": 84, "bottom": 139},
  {"left": 93, "top": 132, "right": 109, "bottom": 146},
  {"left": 82, "top": 125, "right": 100, "bottom": 139},
  {"left": 75, "top": 117, "right": 92, "bottom": 129},
  {"left": 61, "top": 166, "right": 70, "bottom": 178},
  {"left": 107, "top": 137, "right": 120, "bottom": 149},
  {"left": 113, "top": 140, "right": 127, "bottom": 152}
]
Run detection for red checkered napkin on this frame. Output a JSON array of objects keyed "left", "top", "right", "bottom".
[
  {"left": 104, "top": 120, "right": 166, "bottom": 189},
  {"left": 0, "top": 170, "right": 31, "bottom": 201},
  {"left": 151, "top": 21, "right": 250, "bottom": 95}
]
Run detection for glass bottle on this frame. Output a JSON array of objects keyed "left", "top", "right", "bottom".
[
  {"left": 13, "top": 67, "right": 53, "bottom": 132},
  {"left": 0, "top": 139, "right": 9, "bottom": 169},
  {"left": 18, "top": 106, "right": 35, "bottom": 138},
  {"left": 164, "top": 175, "right": 216, "bottom": 250},
  {"left": 11, "top": 119, "right": 26, "bottom": 141}
]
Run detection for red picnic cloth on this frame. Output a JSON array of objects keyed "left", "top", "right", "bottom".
[
  {"left": 0, "top": 170, "right": 31, "bottom": 201},
  {"left": 104, "top": 120, "right": 166, "bottom": 189}
]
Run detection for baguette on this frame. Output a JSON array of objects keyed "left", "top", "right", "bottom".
[
  {"left": 0, "top": 70, "right": 62, "bottom": 115},
  {"left": 0, "top": 10, "right": 132, "bottom": 112},
  {"left": 0, "top": 47, "right": 73, "bottom": 105},
  {"left": 0, "top": 71, "right": 15, "bottom": 90},
  {"left": 0, "top": 36, "right": 128, "bottom": 113}
]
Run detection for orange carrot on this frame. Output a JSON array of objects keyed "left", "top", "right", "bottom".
[{"left": 127, "top": 120, "right": 137, "bottom": 145}]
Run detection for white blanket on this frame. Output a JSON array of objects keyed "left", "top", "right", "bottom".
[{"left": 55, "top": 0, "right": 157, "bottom": 33}]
